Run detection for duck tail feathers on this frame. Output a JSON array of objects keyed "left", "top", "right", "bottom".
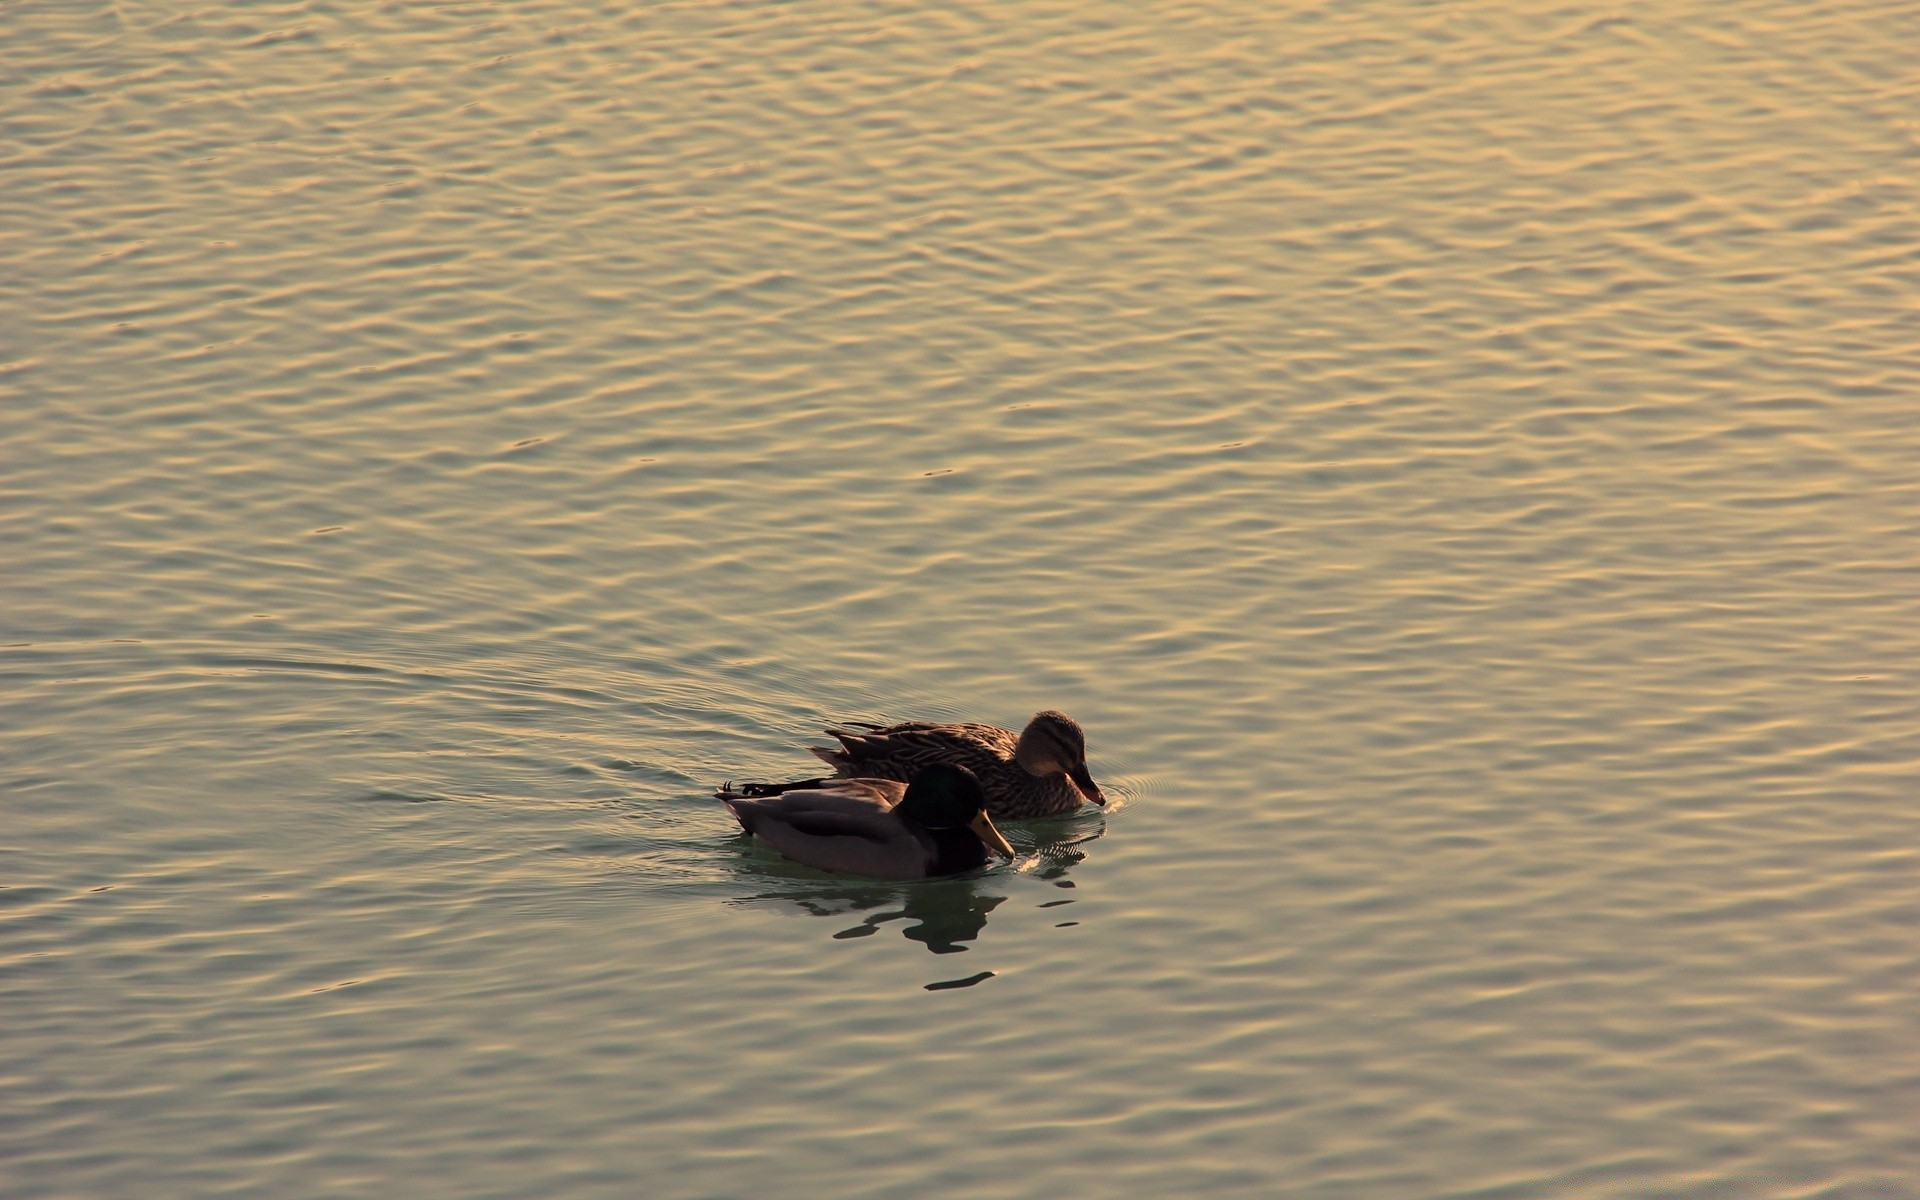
[{"left": 727, "top": 776, "right": 830, "bottom": 798}]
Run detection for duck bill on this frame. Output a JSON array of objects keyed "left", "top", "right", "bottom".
[
  {"left": 1068, "top": 764, "right": 1106, "bottom": 806},
  {"left": 969, "top": 811, "right": 1016, "bottom": 859}
]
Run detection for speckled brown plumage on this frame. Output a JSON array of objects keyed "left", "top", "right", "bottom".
[{"left": 804, "top": 710, "right": 1104, "bottom": 820}]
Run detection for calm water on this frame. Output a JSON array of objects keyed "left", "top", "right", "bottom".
[{"left": 5, "top": 1, "right": 1919, "bottom": 1196}]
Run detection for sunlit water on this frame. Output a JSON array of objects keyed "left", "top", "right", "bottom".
[{"left": 5, "top": 1, "right": 1919, "bottom": 1196}]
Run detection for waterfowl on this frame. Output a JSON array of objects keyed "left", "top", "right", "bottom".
[
  {"left": 718, "top": 763, "right": 1015, "bottom": 881},
  {"left": 803, "top": 710, "right": 1105, "bottom": 820}
]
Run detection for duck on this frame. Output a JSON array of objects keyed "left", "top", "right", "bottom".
[
  {"left": 717, "top": 762, "right": 1015, "bottom": 880},
  {"left": 795, "top": 709, "right": 1106, "bottom": 820}
]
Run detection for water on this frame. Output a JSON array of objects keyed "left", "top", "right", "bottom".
[{"left": 5, "top": 1, "right": 1919, "bottom": 1196}]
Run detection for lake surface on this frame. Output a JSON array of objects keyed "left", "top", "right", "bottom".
[{"left": 5, "top": 1, "right": 1919, "bottom": 1196}]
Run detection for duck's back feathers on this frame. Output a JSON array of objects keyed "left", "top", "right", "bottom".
[
  {"left": 719, "top": 774, "right": 997, "bottom": 880},
  {"left": 723, "top": 775, "right": 905, "bottom": 812},
  {"left": 812, "top": 722, "right": 1017, "bottom": 780},
  {"left": 806, "top": 715, "right": 1094, "bottom": 819},
  {"left": 725, "top": 798, "right": 936, "bottom": 880}
]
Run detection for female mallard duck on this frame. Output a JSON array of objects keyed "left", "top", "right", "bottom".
[
  {"left": 718, "top": 763, "right": 1015, "bottom": 880},
  {"left": 796, "top": 710, "right": 1105, "bottom": 820}
]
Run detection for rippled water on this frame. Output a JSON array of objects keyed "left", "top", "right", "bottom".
[{"left": 6, "top": 1, "right": 1919, "bottom": 1196}]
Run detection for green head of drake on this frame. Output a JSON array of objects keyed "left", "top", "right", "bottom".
[{"left": 898, "top": 763, "right": 1015, "bottom": 858}]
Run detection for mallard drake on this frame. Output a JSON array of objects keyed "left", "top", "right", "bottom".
[
  {"left": 718, "top": 763, "right": 1015, "bottom": 880},
  {"left": 800, "top": 710, "right": 1105, "bottom": 820}
]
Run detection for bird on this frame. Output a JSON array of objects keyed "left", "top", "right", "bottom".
[
  {"left": 717, "top": 762, "right": 1015, "bottom": 880},
  {"left": 744, "top": 710, "right": 1105, "bottom": 820}
]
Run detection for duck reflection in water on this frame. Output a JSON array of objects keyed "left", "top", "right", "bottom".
[{"left": 724, "top": 815, "right": 1103, "bottom": 955}]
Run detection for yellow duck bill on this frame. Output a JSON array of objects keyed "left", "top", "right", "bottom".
[{"left": 970, "top": 811, "right": 1016, "bottom": 859}]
